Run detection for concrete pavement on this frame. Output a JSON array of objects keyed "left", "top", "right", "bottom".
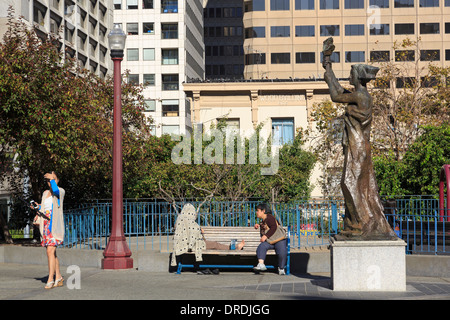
[{"left": 1, "top": 262, "right": 450, "bottom": 301}]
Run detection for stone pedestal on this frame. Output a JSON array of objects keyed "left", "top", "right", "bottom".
[{"left": 331, "top": 238, "right": 406, "bottom": 291}]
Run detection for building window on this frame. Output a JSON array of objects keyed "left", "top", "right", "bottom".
[
  {"left": 320, "top": 25, "right": 340, "bottom": 36},
  {"left": 370, "top": 51, "right": 390, "bottom": 62},
  {"left": 270, "top": 0, "right": 290, "bottom": 10},
  {"left": 395, "top": 50, "right": 415, "bottom": 61},
  {"left": 143, "top": 48, "right": 155, "bottom": 61},
  {"left": 446, "top": 49, "right": 450, "bottom": 61},
  {"left": 446, "top": 23, "right": 450, "bottom": 33},
  {"left": 370, "top": 0, "right": 389, "bottom": 7},
  {"left": 162, "top": 74, "right": 179, "bottom": 90},
  {"left": 295, "top": 26, "right": 315, "bottom": 37},
  {"left": 345, "top": 24, "right": 365, "bottom": 36},
  {"left": 295, "top": 0, "right": 315, "bottom": 9},
  {"left": 143, "top": 74, "right": 155, "bottom": 86},
  {"left": 320, "top": 0, "right": 339, "bottom": 9},
  {"left": 271, "top": 26, "right": 290, "bottom": 37},
  {"left": 143, "top": 22, "right": 154, "bottom": 34},
  {"left": 162, "top": 100, "right": 179, "bottom": 117},
  {"left": 127, "top": 0, "right": 138, "bottom": 9},
  {"left": 161, "top": 23, "right": 178, "bottom": 39},
  {"left": 161, "top": 0, "right": 178, "bottom": 13},
  {"left": 345, "top": 51, "right": 365, "bottom": 63},
  {"left": 162, "top": 48, "right": 178, "bottom": 64},
  {"left": 245, "top": 0, "right": 265, "bottom": 11},
  {"left": 271, "top": 53, "right": 291, "bottom": 64},
  {"left": 221, "top": 118, "right": 240, "bottom": 134},
  {"left": 143, "top": 0, "right": 153, "bottom": 9},
  {"left": 420, "top": 23, "right": 440, "bottom": 34},
  {"left": 419, "top": 0, "right": 439, "bottom": 6},
  {"left": 272, "top": 118, "right": 294, "bottom": 145},
  {"left": 320, "top": 51, "right": 340, "bottom": 63},
  {"left": 296, "top": 52, "right": 315, "bottom": 63},
  {"left": 128, "top": 74, "right": 139, "bottom": 85},
  {"left": 345, "top": 0, "right": 364, "bottom": 8},
  {"left": 370, "top": 24, "right": 390, "bottom": 35},
  {"left": 33, "top": 2, "right": 47, "bottom": 25},
  {"left": 114, "top": 0, "right": 122, "bottom": 9},
  {"left": 245, "top": 53, "right": 266, "bottom": 65},
  {"left": 144, "top": 99, "right": 156, "bottom": 112},
  {"left": 127, "top": 48, "right": 139, "bottom": 61},
  {"left": 394, "top": 0, "right": 414, "bottom": 7},
  {"left": 420, "top": 50, "right": 440, "bottom": 61},
  {"left": 162, "top": 125, "right": 180, "bottom": 135},
  {"left": 396, "top": 77, "right": 416, "bottom": 88},
  {"left": 127, "top": 23, "right": 138, "bottom": 35},
  {"left": 395, "top": 23, "right": 414, "bottom": 35},
  {"left": 245, "top": 27, "right": 266, "bottom": 38}
]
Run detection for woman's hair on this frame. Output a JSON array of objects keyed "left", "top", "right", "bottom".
[
  {"left": 352, "top": 64, "right": 379, "bottom": 86},
  {"left": 256, "top": 203, "right": 272, "bottom": 215}
]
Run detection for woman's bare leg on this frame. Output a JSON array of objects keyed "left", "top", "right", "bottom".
[{"left": 46, "top": 246, "right": 56, "bottom": 283}]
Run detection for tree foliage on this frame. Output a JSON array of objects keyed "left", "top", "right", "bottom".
[
  {"left": 0, "top": 9, "right": 151, "bottom": 205},
  {"left": 128, "top": 121, "right": 316, "bottom": 206},
  {"left": 373, "top": 124, "right": 450, "bottom": 196}
]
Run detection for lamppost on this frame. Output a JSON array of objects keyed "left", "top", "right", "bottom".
[{"left": 102, "top": 24, "right": 133, "bottom": 270}]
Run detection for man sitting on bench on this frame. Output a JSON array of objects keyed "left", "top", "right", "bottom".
[{"left": 201, "top": 228, "right": 245, "bottom": 251}]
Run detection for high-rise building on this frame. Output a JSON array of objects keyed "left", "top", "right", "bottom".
[
  {"left": 204, "top": 0, "right": 245, "bottom": 80},
  {"left": 242, "top": 0, "right": 450, "bottom": 79},
  {"left": 0, "top": 0, "right": 115, "bottom": 78},
  {"left": 113, "top": 0, "right": 206, "bottom": 136}
]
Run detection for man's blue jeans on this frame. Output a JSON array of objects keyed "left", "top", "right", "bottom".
[{"left": 256, "top": 239, "right": 287, "bottom": 269}]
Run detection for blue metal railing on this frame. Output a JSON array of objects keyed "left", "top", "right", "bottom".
[
  {"left": 62, "top": 199, "right": 448, "bottom": 255},
  {"left": 384, "top": 199, "right": 449, "bottom": 255},
  {"left": 62, "top": 199, "right": 344, "bottom": 251}
]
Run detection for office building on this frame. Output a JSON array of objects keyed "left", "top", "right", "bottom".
[
  {"left": 113, "top": 0, "right": 206, "bottom": 136},
  {"left": 204, "top": 0, "right": 245, "bottom": 80},
  {"left": 0, "top": 0, "right": 115, "bottom": 78},
  {"left": 243, "top": 0, "right": 450, "bottom": 79}
]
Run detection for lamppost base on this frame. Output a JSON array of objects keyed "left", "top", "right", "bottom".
[
  {"left": 102, "top": 237, "right": 133, "bottom": 270},
  {"left": 102, "top": 257, "right": 134, "bottom": 270}
]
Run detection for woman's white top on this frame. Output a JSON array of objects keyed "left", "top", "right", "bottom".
[{"left": 43, "top": 196, "right": 53, "bottom": 212}]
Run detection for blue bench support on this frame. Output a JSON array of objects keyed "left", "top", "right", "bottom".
[{"left": 176, "top": 227, "right": 291, "bottom": 275}]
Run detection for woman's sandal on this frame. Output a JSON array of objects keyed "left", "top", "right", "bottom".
[
  {"left": 44, "top": 281, "right": 54, "bottom": 289},
  {"left": 54, "top": 277, "right": 64, "bottom": 288}
]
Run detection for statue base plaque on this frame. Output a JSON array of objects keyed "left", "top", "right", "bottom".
[{"left": 330, "top": 237, "right": 407, "bottom": 291}]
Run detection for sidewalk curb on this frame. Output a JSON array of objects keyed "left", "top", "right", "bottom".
[{"left": 1, "top": 245, "right": 449, "bottom": 277}]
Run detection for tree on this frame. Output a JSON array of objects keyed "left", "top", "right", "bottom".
[
  {"left": 369, "top": 38, "right": 450, "bottom": 161},
  {"left": 400, "top": 124, "right": 450, "bottom": 196},
  {"left": 128, "top": 120, "right": 316, "bottom": 206},
  {"left": 0, "top": 9, "right": 152, "bottom": 237}
]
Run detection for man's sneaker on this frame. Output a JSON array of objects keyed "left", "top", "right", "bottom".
[
  {"left": 278, "top": 268, "right": 286, "bottom": 275},
  {"left": 253, "top": 263, "right": 267, "bottom": 271}
]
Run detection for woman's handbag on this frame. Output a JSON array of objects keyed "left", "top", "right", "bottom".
[{"left": 266, "top": 222, "right": 287, "bottom": 244}]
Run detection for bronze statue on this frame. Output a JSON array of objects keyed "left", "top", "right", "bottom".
[{"left": 322, "top": 37, "right": 397, "bottom": 240}]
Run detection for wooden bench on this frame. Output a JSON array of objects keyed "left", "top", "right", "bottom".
[
  {"left": 400, "top": 220, "right": 450, "bottom": 243},
  {"left": 176, "top": 226, "right": 290, "bottom": 274}
]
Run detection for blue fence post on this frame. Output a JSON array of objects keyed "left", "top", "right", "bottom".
[{"left": 331, "top": 202, "right": 338, "bottom": 234}]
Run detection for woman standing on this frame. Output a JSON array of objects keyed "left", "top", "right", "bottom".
[{"left": 33, "top": 171, "right": 65, "bottom": 289}]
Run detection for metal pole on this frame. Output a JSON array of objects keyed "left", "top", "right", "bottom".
[{"left": 102, "top": 54, "right": 133, "bottom": 269}]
